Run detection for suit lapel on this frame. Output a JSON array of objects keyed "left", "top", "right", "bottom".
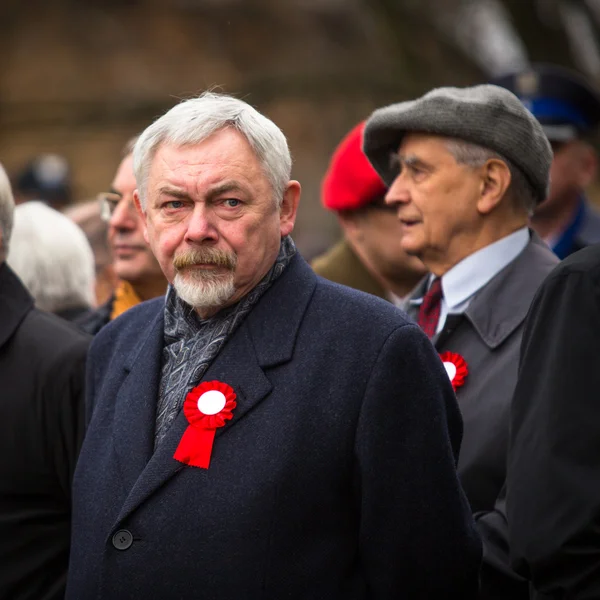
[{"left": 115, "top": 254, "right": 318, "bottom": 525}]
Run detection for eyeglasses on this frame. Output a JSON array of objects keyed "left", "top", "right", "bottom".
[
  {"left": 98, "top": 192, "right": 137, "bottom": 222},
  {"left": 98, "top": 192, "right": 121, "bottom": 222}
]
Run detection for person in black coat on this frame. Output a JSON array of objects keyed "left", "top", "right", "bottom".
[
  {"left": 0, "top": 162, "right": 91, "bottom": 600},
  {"left": 67, "top": 92, "right": 481, "bottom": 599},
  {"left": 507, "top": 243, "right": 600, "bottom": 598}
]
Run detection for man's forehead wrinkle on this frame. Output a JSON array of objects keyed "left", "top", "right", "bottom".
[
  {"left": 158, "top": 131, "right": 260, "bottom": 163},
  {"left": 160, "top": 140, "right": 254, "bottom": 164},
  {"left": 150, "top": 138, "right": 268, "bottom": 202},
  {"left": 153, "top": 149, "right": 174, "bottom": 174},
  {"left": 162, "top": 156, "right": 257, "bottom": 182}
]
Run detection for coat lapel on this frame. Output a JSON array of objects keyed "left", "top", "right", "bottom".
[
  {"left": 112, "top": 309, "right": 165, "bottom": 496},
  {"left": 115, "top": 254, "right": 318, "bottom": 525},
  {"left": 115, "top": 324, "right": 273, "bottom": 524},
  {"left": 459, "top": 235, "right": 558, "bottom": 349},
  {"left": 400, "top": 235, "right": 558, "bottom": 351},
  {"left": 428, "top": 234, "right": 558, "bottom": 350}
]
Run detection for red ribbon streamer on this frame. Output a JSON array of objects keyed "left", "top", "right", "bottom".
[{"left": 173, "top": 380, "right": 236, "bottom": 469}]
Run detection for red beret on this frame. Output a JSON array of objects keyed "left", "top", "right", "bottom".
[{"left": 321, "top": 121, "right": 387, "bottom": 211}]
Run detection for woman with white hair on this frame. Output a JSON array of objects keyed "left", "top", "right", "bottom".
[{"left": 7, "top": 200, "right": 96, "bottom": 320}]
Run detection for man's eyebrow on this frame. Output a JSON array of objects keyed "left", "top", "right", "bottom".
[
  {"left": 108, "top": 187, "right": 122, "bottom": 196},
  {"left": 206, "top": 182, "right": 248, "bottom": 199},
  {"left": 156, "top": 182, "right": 248, "bottom": 201},
  {"left": 157, "top": 186, "right": 192, "bottom": 199},
  {"left": 398, "top": 154, "right": 432, "bottom": 170}
]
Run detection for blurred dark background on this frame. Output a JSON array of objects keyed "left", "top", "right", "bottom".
[{"left": 2, "top": 0, "right": 599, "bottom": 257}]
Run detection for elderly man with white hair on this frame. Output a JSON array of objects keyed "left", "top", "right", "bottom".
[
  {"left": 0, "top": 164, "right": 90, "bottom": 599},
  {"left": 8, "top": 201, "right": 96, "bottom": 320},
  {"left": 66, "top": 92, "right": 481, "bottom": 599}
]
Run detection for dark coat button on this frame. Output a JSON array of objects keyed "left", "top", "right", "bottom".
[{"left": 112, "top": 529, "right": 133, "bottom": 550}]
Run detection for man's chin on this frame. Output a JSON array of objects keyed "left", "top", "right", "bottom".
[
  {"left": 399, "top": 241, "right": 423, "bottom": 258},
  {"left": 177, "top": 270, "right": 232, "bottom": 287},
  {"left": 173, "top": 273, "right": 236, "bottom": 312}
]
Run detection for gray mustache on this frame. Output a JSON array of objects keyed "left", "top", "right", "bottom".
[{"left": 173, "top": 248, "right": 237, "bottom": 271}]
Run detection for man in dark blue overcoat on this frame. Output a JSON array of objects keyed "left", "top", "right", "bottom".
[{"left": 67, "top": 92, "right": 481, "bottom": 599}]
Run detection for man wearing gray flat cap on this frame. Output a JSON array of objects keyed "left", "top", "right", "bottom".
[{"left": 364, "top": 84, "right": 559, "bottom": 599}]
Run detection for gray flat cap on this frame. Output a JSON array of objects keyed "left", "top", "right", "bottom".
[{"left": 363, "top": 84, "right": 552, "bottom": 203}]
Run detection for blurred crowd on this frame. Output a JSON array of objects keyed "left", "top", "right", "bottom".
[{"left": 2, "top": 62, "right": 600, "bottom": 600}]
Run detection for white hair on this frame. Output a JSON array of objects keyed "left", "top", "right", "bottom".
[
  {"left": 0, "top": 162, "right": 15, "bottom": 258},
  {"left": 445, "top": 138, "right": 537, "bottom": 215},
  {"left": 133, "top": 92, "right": 292, "bottom": 208},
  {"left": 7, "top": 201, "right": 95, "bottom": 313}
]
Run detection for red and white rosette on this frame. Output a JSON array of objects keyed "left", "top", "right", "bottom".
[
  {"left": 439, "top": 352, "right": 468, "bottom": 391},
  {"left": 173, "top": 380, "right": 237, "bottom": 469}
]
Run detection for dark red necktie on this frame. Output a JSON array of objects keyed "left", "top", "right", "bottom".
[{"left": 417, "top": 278, "right": 442, "bottom": 339}]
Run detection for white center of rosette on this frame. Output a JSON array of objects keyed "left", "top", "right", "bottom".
[
  {"left": 443, "top": 362, "right": 457, "bottom": 382},
  {"left": 197, "top": 390, "right": 227, "bottom": 415}
]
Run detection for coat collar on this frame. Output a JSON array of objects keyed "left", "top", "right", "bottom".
[
  {"left": 0, "top": 263, "right": 34, "bottom": 349},
  {"left": 404, "top": 233, "right": 558, "bottom": 349},
  {"left": 461, "top": 233, "right": 557, "bottom": 348},
  {"left": 113, "top": 254, "right": 317, "bottom": 525}
]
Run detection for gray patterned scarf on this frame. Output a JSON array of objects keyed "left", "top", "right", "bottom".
[{"left": 154, "top": 236, "right": 296, "bottom": 447}]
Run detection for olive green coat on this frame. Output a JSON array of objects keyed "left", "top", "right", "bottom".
[{"left": 311, "top": 239, "right": 388, "bottom": 300}]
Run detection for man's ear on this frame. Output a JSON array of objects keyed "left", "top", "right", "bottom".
[
  {"left": 279, "top": 181, "right": 301, "bottom": 237},
  {"left": 476, "top": 159, "right": 511, "bottom": 215},
  {"left": 133, "top": 189, "right": 150, "bottom": 245}
]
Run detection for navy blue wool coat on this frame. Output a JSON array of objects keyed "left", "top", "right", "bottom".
[{"left": 67, "top": 254, "right": 481, "bottom": 599}]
